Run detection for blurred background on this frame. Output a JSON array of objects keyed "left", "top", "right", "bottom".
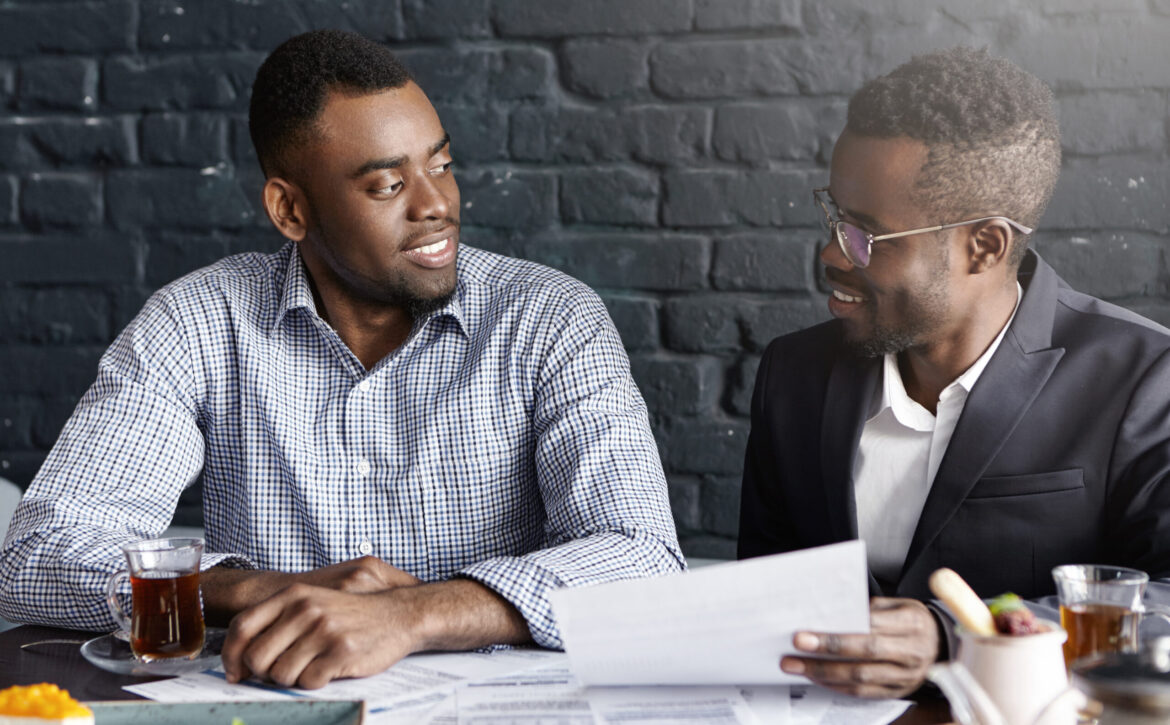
[{"left": 0, "top": 0, "right": 1167, "bottom": 558}]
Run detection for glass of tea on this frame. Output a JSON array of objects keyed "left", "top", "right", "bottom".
[
  {"left": 1052, "top": 564, "right": 1170, "bottom": 668},
  {"left": 104, "top": 537, "right": 205, "bottom": 663}
]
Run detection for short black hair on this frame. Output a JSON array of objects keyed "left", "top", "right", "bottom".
[
  {"left": 845, "top": 46, "right": 1061, "bottom": 267},
  {"left": 249, "top": 29, "right": 413, "bottom": 177}
]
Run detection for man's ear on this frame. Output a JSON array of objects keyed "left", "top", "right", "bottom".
[
  {"left": 262, "top": 177, "right": 308, "bottom": 241},
  {"left": 967, "top": 219, "right": 1012, "bottom": 275}
]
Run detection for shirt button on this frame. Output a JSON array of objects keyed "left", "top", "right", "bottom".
[
  {"left": 358, "top": 539, "right": 373, "bottom": 556},
  {"left": 358, "top": 380, "right": 370, "bottom": 393},
  {"left": 356, "top": 458, "right": 371, "bottom": 476}
]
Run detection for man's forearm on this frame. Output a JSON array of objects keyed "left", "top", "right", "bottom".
[
  {"left": 403, "top": 578, "right": 533, "bottom": 652},
  {"left": 200, "top": 567, "right": 288, "bottom": 626}
]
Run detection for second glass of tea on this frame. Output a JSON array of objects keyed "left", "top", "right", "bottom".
[
  {"left": 105, "top": 537, "right": 205, "bottom": 662},
  {"left": 1052, "top": 563, "right": 1170, "bottom": 667}
]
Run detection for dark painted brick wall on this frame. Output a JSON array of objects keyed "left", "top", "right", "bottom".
[{"left": 2, "top": 1, "right": 1169, "bottom": 558}]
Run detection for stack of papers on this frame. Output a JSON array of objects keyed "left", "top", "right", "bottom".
[
  {"left": 128, "top": 656, "right": 910, "bottom": 725},
  {"left": 128, "top": 541, "right": 910, "bottom": 724}
]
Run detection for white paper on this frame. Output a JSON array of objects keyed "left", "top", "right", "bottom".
[
  {"left": 456, "top": 665, "right": 759, "bottom": 725},
  {"left": 125, "top": 647, "right": 568, "bottom": 716},
  {"left": 587, "top": 686, "right": 759, "bottom": 724},
  {"left": 548, "top": 540, "right": 870, "bottom": 685},
  {"left": 456, "top": 666, "right": 593, "bottom": 724},
  {"left": 790, "top": 685, "right": 911, "bottom": 725},
  {"left": 739, "top": 685, "right": 791, "bottom": 724}
]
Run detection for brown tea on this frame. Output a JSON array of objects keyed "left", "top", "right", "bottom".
[
  {"left": 129, "top": 570, "right": 204, "bottom": 661},
  {"left": 1059, "top": 602, "right": 1138, "bottom": 665}
]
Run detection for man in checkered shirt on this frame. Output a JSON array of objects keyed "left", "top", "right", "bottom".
[{"left": 0, "top": 30, "right": 684, "bottom": 688}]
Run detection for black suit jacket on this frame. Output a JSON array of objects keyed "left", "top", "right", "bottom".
[{"left": 738, "top": 251, "right": 1170, "bottom": 600}]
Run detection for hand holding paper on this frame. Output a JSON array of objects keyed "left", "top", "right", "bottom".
[
  {"left": 782, "top": 596, "right": 939, "bottom": 698},
  {"left": 549, "top": 540, "right": 870, "bottom": 685}
]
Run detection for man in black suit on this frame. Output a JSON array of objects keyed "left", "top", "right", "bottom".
[{"left": 739, "top": 46, "right": 1170, "bottom": 697}]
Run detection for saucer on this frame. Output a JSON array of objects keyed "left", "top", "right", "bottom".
[{"left": 80, "top": 627, "right": 226, "bottom": 677}]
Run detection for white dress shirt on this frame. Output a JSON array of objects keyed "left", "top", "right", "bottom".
[{"left": 855, "top": 284, "right": 1022, "bottom": 583}]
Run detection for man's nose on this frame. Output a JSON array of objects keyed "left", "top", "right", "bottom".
[
  {"left": 407, "top": 174, "right": 452, "bottom": 222},
  {"left": 819, "top": 234, "right": 857, "bottom": 272}
]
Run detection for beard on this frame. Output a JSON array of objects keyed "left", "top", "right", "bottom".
[
  {"left": 375, "top": 269, "right": 457, "bottom": 319},
  {"left": 306, "top": 217, "right": 461, "bottom": 321},
  {"left": 841, "top": 246, "right": 951, "bottom": 359}
]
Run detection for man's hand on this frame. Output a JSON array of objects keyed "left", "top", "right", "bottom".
[
  {"left": 221, "top": 578, "right": 532, "bottom": 689},
  {"left": 201, "top": 556, "right": 420, "bottom": 625},
  {"left": 780, "top": 597, "right": 939, "bottom": 698},
  {"left": 292, "top": 556, "right": 421, "bottom": 593},
  {"left": 221, "top": 584, "right": 420, "bottom": 689}
]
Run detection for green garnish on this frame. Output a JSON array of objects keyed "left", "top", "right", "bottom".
[{"left": 988, "top": 592, "right": 1026, "bottom": 616}]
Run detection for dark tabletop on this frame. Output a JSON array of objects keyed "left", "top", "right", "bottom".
[
  {"left": 0, "top": 624, "right": 950, "bottom": 722},
  {"left": 0, "top": 624, "right": 165, "bottom": 699}
]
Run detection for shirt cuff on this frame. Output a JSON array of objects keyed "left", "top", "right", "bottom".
[
  {"left": 456, "top": 556, "right": 568, "bottom": 649},
  {"left": 925, "top": 599, "right": 957, "bottom": 661},
  {"left": 200, "top": 552, "right": 257, "bottom": 571}
]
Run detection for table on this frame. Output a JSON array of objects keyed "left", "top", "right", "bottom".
[
  {"left": 0, "top": 625, "right": 951, "bottom": 723},
  {"left": 0, "top": 624, "right": 167, "bottom": 700}
]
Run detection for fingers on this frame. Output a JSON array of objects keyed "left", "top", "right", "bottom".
[
  {"left": 791, "top": 631, "right": 930, "bottom": 667},
  {"left": 221, "top": 583, "right": 416, "bottom": 689},
  {"left": 780, "top": 655, "right": 923, "bottom": 698},
  {"left": 779, "top": 598, "right": 939, "bottom": 699},
  {"left": 222, "top": 583, "right": 324, "bottom": 684},
  {"left": 235, "top": 587, "right": 328, "bottom": 685}
]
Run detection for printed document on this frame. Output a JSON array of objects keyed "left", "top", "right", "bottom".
[{"left": 548, "top": 540, "right": 870, "bottom": 685}]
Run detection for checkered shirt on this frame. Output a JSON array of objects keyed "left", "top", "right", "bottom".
[{"left": 0, "top": 242, "right": 684, "bottom": 647}]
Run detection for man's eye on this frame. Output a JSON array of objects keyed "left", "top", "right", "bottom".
[
  {"left": 430, "top": 161, "right": 453, "bottom": 176},
  {"left": 373, "top": 181, "right": 403, "bottom": 195}
]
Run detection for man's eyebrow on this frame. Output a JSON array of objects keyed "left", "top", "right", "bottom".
[
  {"left": 350, "top": 155, "right": 407, "bottom": 179},
  {"left": 349, "top": 133, "right": 451, "bottom": 179},
  {"left": 429, "top": 132, "right": 451, "bottom": 157},
  {"left": 838, "top": 202, "right": 889, "bottom": 235}
]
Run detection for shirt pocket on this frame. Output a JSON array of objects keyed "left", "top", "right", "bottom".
[{"left": 966, "top": 469, "right": 1084, "bottom": 499}]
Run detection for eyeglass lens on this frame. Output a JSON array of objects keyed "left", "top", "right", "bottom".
[{"left": 836, "top": 221, "right": 871, "bottom": 267}]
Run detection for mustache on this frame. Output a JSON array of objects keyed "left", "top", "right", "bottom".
[
  {"left": 824, "top": 267, "right": 863, "bottom": 290},
  {"left": 401, "top": 217, "right": 460, "bottom": 248}
]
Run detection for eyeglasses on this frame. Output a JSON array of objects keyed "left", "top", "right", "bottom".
[{"left": 812, "top": 187, "right": 1034, "bottom": 269}]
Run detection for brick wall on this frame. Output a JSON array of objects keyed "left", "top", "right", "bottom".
[{"left": 1, "top": 0, "right": 1168, "bottom": 558}]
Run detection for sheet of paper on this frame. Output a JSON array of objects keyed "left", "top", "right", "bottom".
[
  {"left": 455, "top": 665, "right": 760, "bottom": 725},
  {"left": 456, "top": 666, "right": 593, "bottom": 724},
  {"left": 125, "top": 647, "right": 568, "bottom": 715},
  {"left": 548, "top": 540, "right": 870, "bottom": 685},
  {"left": 587, "top": 685, "right": 759, "bottom": 724},
  {"left": 790, "top": 685, "right": 911, "bottom": 725},
  {"left": 739, "top": 685, "right": 790, "bottom": 724}
]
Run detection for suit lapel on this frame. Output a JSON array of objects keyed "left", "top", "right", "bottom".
[
  {"left": 901, "top": 252, "right": 1066, "bottom": 576},
  {"left": 821, "top": 351, "right": 880, "bottom": 543}
]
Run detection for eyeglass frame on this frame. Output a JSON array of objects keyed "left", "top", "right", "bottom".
[{"left": 812, "top": 187, "right": 1034, "bottom": 269}]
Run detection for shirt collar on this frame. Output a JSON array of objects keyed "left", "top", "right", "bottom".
[
  {"left": 272, "top": 242, "right": 316, "bottom": 333},
  {"left": 872, "top": 281, "right": 1023, "bottom": 429},
  {"left": 271, "top": 241, "right": 470, "bottom": 339}
]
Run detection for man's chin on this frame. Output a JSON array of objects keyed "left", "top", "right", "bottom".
[
  {"left": 842, "top": 326, "right": 915, "bottom": 359},
  {"left": 406, "top": 287, "right": 456, "bottom": 319}
]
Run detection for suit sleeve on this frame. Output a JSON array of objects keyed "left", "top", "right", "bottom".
[
  {"left": 1106, "top": 347, "right": 1170, "bottom": 578},
  {"left": 738, "top": 341, "right": 801, "bottom": 560}
]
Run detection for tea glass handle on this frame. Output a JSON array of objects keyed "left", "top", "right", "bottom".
[
  {"left": 105, "top": 569, "right": 132, "bottom": 635},
  {"left": 1138, "top": 602, "right": 1170, "bottom": 653}
]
